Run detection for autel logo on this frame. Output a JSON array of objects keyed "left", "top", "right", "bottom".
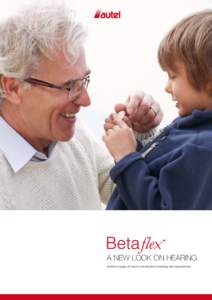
[{"left": 94, "top": 10, "right": 121, "bottom": 19}]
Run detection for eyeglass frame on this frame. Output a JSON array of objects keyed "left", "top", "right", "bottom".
[{"left": 24, "top": 72, "right": 90, "bottom": 100}]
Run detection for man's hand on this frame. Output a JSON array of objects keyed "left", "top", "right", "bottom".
[
  {"left": 104, "top": 90, "right": 163, "bottom": 133},
  {"left": 103, "top": 117, "right": 137, "bottom": 162},
  {"left": 125, "top": 91, "right": 163, "bottom": 132}
]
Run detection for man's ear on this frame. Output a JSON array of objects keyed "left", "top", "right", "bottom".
[{"left": 1, "top": 76, "right": 22, "bottom": 104}]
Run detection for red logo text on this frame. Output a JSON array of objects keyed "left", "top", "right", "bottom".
[{"left": 94, "top": 10, "right": 121, "bottom": 19}]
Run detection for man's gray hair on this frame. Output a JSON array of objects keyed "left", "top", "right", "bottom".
[{"left": 0, "top": 1, "right": 87, "bottom": 99}]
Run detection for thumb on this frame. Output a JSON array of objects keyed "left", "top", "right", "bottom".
[
  {"left": 114, "top": 103, "right": 127, "bottom": 113},
  {"left": 114, "top": 117, "right": 129, "bottom": 128}
]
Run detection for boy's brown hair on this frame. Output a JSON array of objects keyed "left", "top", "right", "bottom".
[{"left": 158, "top": 10, "right": 212, "bottom": 93}]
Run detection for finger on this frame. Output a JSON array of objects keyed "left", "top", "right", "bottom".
[
  {"left": 132, "top": 107, "right": 162, "bottom": 132},
  {"left": 139, "top": 94, "right": 155, "bottom": 115},
  {"left": 152, "top": 109, "right": 163, "bottom": 126},
  {"left": 113, "top": 117, "right": 129, "bottom": 128},
  {"left": 106, "top": 128, "right": 114, "bottom": 136},
  {"left": 142, "top": 97, "right": 163, "bottom": 126},
  {"left": 104, "top": 122, "right": 114, "bottom": 131},
  {"left": 143, "top": 108, "right": 157, "bottom": 124},
  {"left": 105, "top": 113, "right": 114, "bottom": 122},
  {"left": 116, "top": 111, "right": 126, "bottom": 120},
  {"left": 112, "top": 112, "right": 121, "bottom": 122},
  {"left": 132, "top": 108, "right": 157, "bottom": 130},
  {"left": 126, "top": 90, "right": 145, "bottom": 115},
  {"left": 133, "top": 112, "right": 161, "bottom": 131},
  {"left": 149, "top": 101, "right": 159, "bottom": 116},
  {"left": 129, "top": 94, "right": 156, "bottom": 122},
  {"left": 135, "top": 100, "right": 150, "bottom": 118},
  {"left": 123, "top": 116, "right": 132, "bottom": 128},
  {"left": 143, "top": 94, "right": 155, "bottom": 109},
  {"left": 147, "top": 98, "right": 162, "bottom": 118},
  {"left": 126, "top": 96, "right": 140, "bottom": 116},
  {"left": 104, "top": 110, "right": 127, "bottom": 131},
  {"left": 104, "top": 113, "right": 116, "bottom": 124}
]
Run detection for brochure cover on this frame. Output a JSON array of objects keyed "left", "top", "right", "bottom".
[{"left": 0, "top": 0, "right": 212, "bottom": 297}]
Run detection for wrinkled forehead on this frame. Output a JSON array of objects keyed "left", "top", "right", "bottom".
[{"left": 33, "top": 47, "right": 89, "bottom": 82}]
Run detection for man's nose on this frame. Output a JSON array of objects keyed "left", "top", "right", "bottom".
[{"left": 76, "top": 89, "right": 91, "bottom": 107}]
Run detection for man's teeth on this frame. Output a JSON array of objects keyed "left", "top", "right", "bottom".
[{"left": 61, "top": 113, "right": 76, "bottom": 119}]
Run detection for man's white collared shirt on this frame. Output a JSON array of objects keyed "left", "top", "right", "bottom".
[{"left": 0, "top": 116, "right": 56, "bottom": 173}]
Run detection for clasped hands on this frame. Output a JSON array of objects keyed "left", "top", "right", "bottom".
[{"left": 103, "top": 90, "right": 163, "bottom": 162}]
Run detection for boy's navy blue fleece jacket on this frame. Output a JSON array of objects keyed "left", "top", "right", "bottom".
[{"left": 107, "top": 109, "right": 212, "bottom": 210}]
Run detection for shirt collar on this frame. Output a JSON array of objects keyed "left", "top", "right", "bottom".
[{"left": 0, "top": 116, "right": 56, "bottom": 172}]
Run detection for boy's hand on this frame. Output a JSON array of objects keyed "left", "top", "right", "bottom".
[
  {"left": 103, "top": 117, "right": 137, "bottom": 162},
  {"left": 104, "top": 110, "right": 132, "bottom": 131}
]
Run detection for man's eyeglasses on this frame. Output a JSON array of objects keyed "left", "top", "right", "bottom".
[{"left": 24, "top": 74, "right": 90, "bottom": 101}]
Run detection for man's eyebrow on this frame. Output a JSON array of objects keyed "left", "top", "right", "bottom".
[{"left": 63, "top": 69, "right": 91, "bottom": 86}]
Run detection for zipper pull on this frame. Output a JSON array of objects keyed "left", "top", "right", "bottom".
[{"left": 141, "top": 142, "right": 159, "bottom": 159}]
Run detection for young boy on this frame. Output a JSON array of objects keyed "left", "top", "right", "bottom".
[{"left": 103, "top": 10, "right": 212, "bottom": 209}]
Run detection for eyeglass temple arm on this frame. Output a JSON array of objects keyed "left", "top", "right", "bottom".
[{"left": 25, "top": 78, "right": 62, "bottom": 89}]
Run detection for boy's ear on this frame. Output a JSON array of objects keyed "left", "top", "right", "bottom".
[{"left": 0, "top": 76, "right": 22, "bottom": 104}]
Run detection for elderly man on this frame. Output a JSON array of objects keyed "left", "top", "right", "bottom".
[{"left": 0, "top": 2, "right": 162, "bottom": 209}]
